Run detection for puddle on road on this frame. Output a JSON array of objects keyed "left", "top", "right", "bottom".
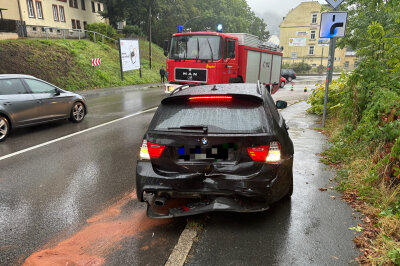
[{"left": 23, "top": 190, "right": 170, "bottom": 266}]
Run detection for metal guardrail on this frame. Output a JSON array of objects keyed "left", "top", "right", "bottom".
[{"left": 43, "top": 27, "right": 118, "bottom": 48}]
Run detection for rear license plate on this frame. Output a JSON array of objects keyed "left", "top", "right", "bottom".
[{"left": 177, "top": 143, "right": 238, "bottom": 161}]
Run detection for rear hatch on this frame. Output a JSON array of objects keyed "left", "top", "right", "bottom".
[{"left": 146, "top": 94, "right": 277, "bottom": 175}]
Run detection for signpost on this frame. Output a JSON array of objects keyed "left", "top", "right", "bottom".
[
  {"left": 321, "top": 0, "right": 347, "bottom": 127},
  {"left": 118, "top": 38, "right": 142, "bottom": 81}
]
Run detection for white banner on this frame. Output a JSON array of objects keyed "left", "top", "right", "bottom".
[
  {"left": 119, "top": 39, "right": 141, "bottom": 72},
  {"left": 296, "top": 31, "right": 309, "bottom": 37},
  {"left": 289, "top": 38, "right": 306, "bottom": 47}
]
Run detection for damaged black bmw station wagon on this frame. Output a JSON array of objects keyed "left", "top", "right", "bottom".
[{"left": 136, "top": 83, "right": 294, "bottom": 218}]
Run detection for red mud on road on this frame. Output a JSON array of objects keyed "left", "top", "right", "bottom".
[{"left": 23, "top": 190, "right": 169, "bottom": 266}]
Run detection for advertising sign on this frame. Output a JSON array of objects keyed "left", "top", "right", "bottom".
[
  {"left": 119, "top": 39, "right": 141, "bottom": 72},
  {"left": 319, "top": 12, "right": 348, "bottom": 38},
  {"left": 318, "top": 38, "right": 330, "bottom": 46},
  {"left": 291, "top": 52, "right": 298, "bottom": 59},
  {"left": 289, "top": 38, "right": 306, "bottom": 47},
  {"left": 296, "top": 31, "right": 309, "bottom": 37}
]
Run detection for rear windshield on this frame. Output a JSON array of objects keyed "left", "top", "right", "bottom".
[{"left": 149, "top": 98, "right": 271, "bottom": 133}]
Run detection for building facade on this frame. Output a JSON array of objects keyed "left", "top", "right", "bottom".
[
  {"left": 279, "top": 1, "right": 357, "bottom": 71},
  {"left": 0, "top": 0, "right": 106, "bottom": 38}
]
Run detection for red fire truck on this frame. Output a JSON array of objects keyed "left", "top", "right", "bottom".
[{"left": 163, "top": 30, "right": 283, "bottom": 93}]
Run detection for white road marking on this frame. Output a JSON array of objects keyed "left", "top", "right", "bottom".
[
  {"left": 165, "top": 227, "right": 197, "bottom": 266},
  {"left": 0, "top": 107, "right": 158, "bottom": 161}
]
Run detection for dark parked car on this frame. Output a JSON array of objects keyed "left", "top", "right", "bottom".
[
  {"left": 136, "top": 83, "right": 294, "bottom": 218},
  {"left": 0, "top": 74, "right": 87, "bottom": 142},
  {"left": 281, "top": 69, "right": 296, "bottom": 82}
]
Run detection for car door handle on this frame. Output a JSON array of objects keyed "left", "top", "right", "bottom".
[
  {"left": 3, "top": 102, "right": 12, "bottom": 106},
  {"left": 36, "top": 100, "right": 42, "bottom": 103}
]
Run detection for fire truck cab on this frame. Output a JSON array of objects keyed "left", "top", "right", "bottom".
[{"left": 163, "top": 31, "right": 283, "bottom": 94}]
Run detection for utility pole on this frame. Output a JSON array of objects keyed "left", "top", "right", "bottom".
[{"left": 148, "top": 0, "right": 152, "bottom": 69}]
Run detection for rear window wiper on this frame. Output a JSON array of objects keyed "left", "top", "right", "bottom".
[{"left": 168, "top": 125, "right": 208, "bottom": 133}]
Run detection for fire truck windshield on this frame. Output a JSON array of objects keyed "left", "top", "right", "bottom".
[{"left": 170, "top": 35, "right": 222, "bottom": 61}]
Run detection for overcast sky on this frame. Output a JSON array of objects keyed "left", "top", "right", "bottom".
[{"left": 247, "top": 0, "right": 326, "bottom": 17}]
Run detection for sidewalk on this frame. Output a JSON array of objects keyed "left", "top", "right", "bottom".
[{"left": 79, "top": 83, "right": 163, "bottom": 98}]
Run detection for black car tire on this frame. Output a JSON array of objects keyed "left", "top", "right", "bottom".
[
  {"left": 280, "top": 81, "right": 285, "bottom": 88},
  {"left": 288, "top": 77, "right": 292, "bottom": 82},
  {"left": 0, "top": 115, "right": 10, "bottom": 142},
  {"left": 69, "top": 102, "right": 86, "bottom": 123}
]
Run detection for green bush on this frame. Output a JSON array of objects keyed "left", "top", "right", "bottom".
[
  {"left": 86, "top": 23, "right": 123, "bottom": 42},
  {"left": 123, "top": 25, "right": 145, "bottom": 37}
]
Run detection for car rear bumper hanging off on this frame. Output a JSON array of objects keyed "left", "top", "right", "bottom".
[{"left": 136, "top": 157, "right": 293, "bottom": 218}]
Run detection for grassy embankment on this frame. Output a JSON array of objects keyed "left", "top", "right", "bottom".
[
  {"left": 308, "top": 76, "right": 400, "bottom": 265},
  {"left": 0, "top": 38, "right": 166, "bottom": 91}
]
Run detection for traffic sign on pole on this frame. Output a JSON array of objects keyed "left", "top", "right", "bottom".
[
  {"left": 320, "top": 12, "right": 348, "bottom": 38},
  {"left": 325, "top": 0, "right": 345, "bottom": 9}
]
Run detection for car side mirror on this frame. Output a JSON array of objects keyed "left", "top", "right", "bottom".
[
  {"left": 276, "top": 100, "right": 287, "bottom": 109},
  {"left": 228, "top": 40, "right": 235, "bottom": 58},
  {"left": 54, "top": 88, "right": 61, "bottom": 96},
  {"left": 163, "top": 40, "right": 169, "bottom": 57}
]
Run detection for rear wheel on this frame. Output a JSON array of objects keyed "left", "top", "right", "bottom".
[
  {"left": 0, "top": 116, "right": 10, "bottom": 142},
  {"left": 69, "top": 102, "right": 86, "bottom": 123}
]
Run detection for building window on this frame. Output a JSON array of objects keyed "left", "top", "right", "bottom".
[
  {"left": 311, "top": 14, "right": 317, "bottom": 24},
  {"left": 69, "top": 0, "right": 78, "bottom": 8},
  {"left": 71, "top": 19, "right": 76, "bottom": 29},
  {"left": 81, "top": 0, "right": 85, "bottom": 10},
  {"left": 91, "top": 1, "right": 95, "bottom": 12},
  {"left": 52, "top": 5, "right": 59, "bottom": 21},
  {"left": 83, "top": 21, "right": 87, "bottom": 30},
  {"left": 35, "top": 1, "right": 43, "bottom": 19},
  {"left": 309, "top": 46, "right": 315, "bottom": 55},
  {"left": 27, "top": 0, "right": 35, "bottom": 18},
  {"left": 76, "top": 20, "right": 81, "bottom": 29},
  {"left": 97, "top": 3, "right": 101, "bottom": 11},
  {"left": 310, "top": 30, "right": 316, "bottom": 40},
  {"left": 59, "top": 6, "right": 65, "bottom": 22},
  {"left": 345, "top": 61, "right": 349, "bottom": 68},
  {"left": 32, "top": 26, "right": 37, "bottom": 31}
]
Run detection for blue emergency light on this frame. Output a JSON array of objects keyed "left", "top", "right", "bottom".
[
  {"left": 178, "top": 26, "right": 183, "bottom": 33},
  {"left": 217, "top": 24, "right": 223, "bottom": 32}
]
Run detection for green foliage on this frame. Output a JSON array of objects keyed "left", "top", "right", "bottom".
[
  {"left": 123, "top": 25, "right": 145, "bottom": 37},
  {"left": 86, "top": 23, "right": 123, "bottom": 42},
  {"left": 387, "top": 248, "right": 400, "bottom": 265},
  {"left": 99, "top": 0, "right": 269, "bottom": 47},
  {"left": 307, "top": 74, "right": 347, "bottom": 115}
]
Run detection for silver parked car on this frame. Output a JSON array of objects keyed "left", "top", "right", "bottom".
[{"left": 0, "top": 74, "right": 87, "bottom": 142}]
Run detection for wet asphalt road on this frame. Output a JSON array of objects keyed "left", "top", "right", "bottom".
[
  {"left": 0, "top": 84, "right": 186, "bottom": 265},
  {"left": 0, "top": 77, "right": 360, "bottom": 265},
  {"left": 186, "top": 101, "right": 361, "bottom": 265}
]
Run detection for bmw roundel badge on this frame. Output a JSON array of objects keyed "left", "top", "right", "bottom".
[{"left": 201, "top": 137, "right": 208, "bottom": 145}]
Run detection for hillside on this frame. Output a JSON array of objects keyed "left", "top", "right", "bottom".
[{"left": 0, "top": 39, "right": 166, "bottom": 91}]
